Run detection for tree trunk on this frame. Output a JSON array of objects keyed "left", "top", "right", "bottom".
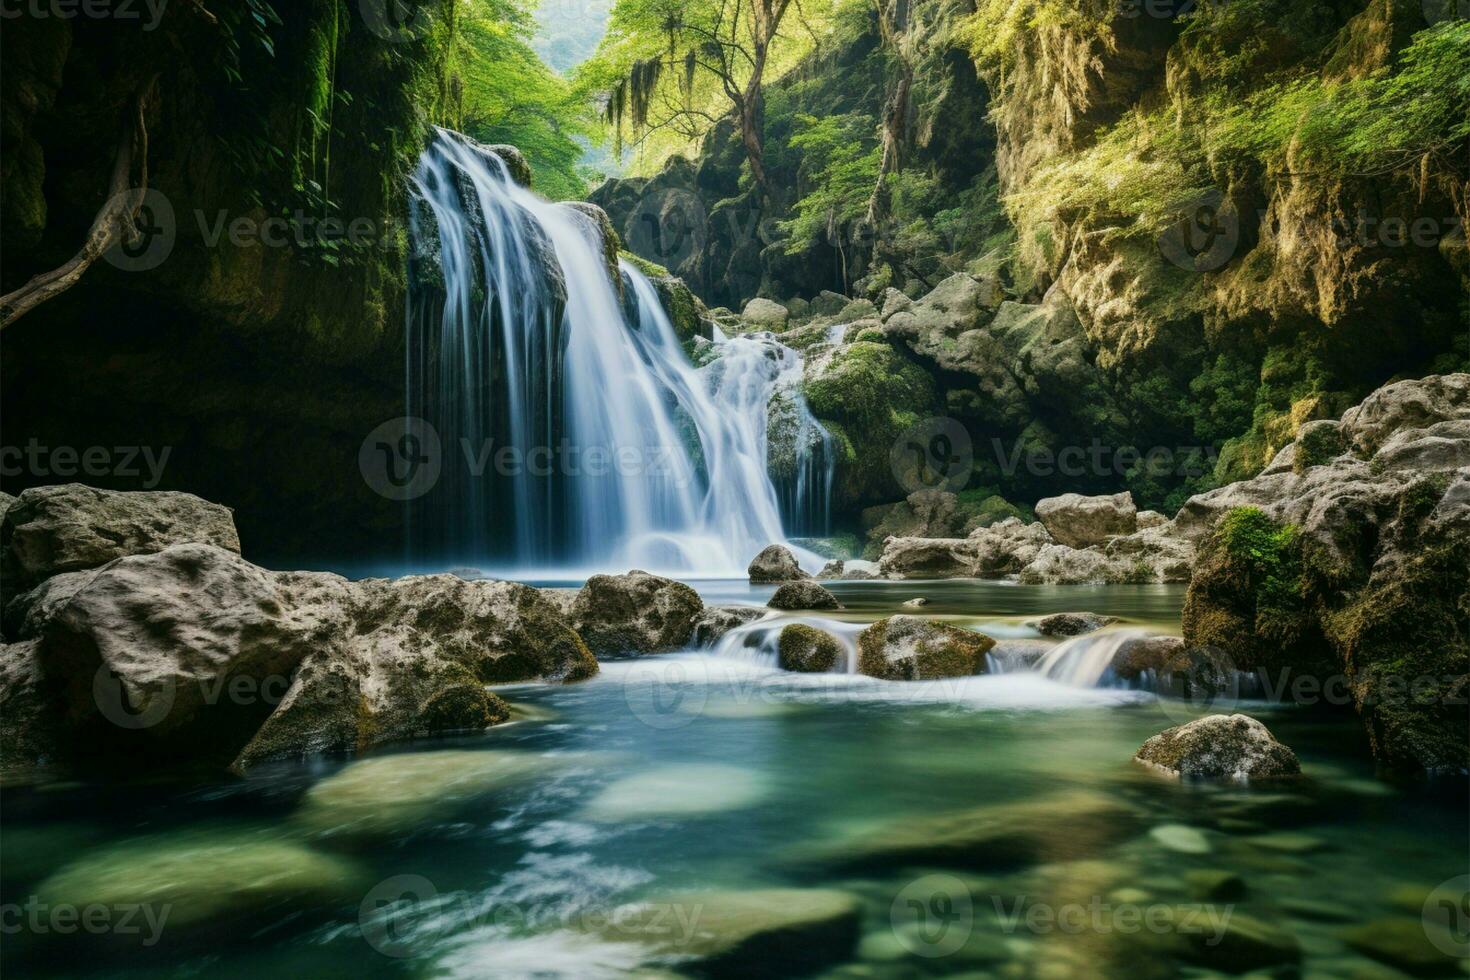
[
  {"left": 866, "top": 0, "right": 914, "bottom": 226},
  {"left": 0, "top": 79, "right": 159, "bottom": 330}
]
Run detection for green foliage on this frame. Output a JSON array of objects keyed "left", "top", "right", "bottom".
[
  {"left": 448, "top": 0, "right": 599, "bottom": 200},
  {"left": 780, "top": 113, "right": 881, "bottom": 255},
  {"left": 1216, "top": 507, "right": 1303, "bottom": 615}
]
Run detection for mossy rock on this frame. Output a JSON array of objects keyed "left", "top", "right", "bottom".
[
  {"left": 802, "top": 342, "right": 938, "bottom": 512},
  {"left": 856, "top": 615, "right": 995, "bottom": 680},
  {"left": 778, "top": 624, "right": 843, "bottom": 673},
  {"left": 37, "top": 828, "right": 366, "bottom": 936},
  {"left": 294, "top": 749, "right": 553, "bottom": 839}
]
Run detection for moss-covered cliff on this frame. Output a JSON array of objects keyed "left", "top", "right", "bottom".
[{"left": 1, "top": 2, "right": 454, "bottom": 562}]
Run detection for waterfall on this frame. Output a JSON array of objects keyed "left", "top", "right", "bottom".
[
  {"left": 406, "top": 129, "right": 832, "bottom": 576},
  {"left": 1035, "top": 629, "right": 1153, "bottom": 688}
]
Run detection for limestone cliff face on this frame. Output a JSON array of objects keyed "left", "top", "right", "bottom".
[
  {"left": 0, "top": 3, "right": 447, "bottom": 561},
  {"left": 624, "top": 0, "right": 1466, "bottom": 520}
]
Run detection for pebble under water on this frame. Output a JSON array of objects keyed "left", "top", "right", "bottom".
[{"left": 2, "top": 583, "right": 1465, "bottom": 979}]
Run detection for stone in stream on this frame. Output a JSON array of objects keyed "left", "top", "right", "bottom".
[
  {"left": 692, "top": 605, "right": 766, "bottom": 646},
  {"left": 1341, "top": 917, "right": 1467, "bottom": 975},
  {"left": 294, "top": 749, "right": 553, "bottom": 838},
  {"left": 1134, "top": 714, "right": 1301, "bottom": 780},
  {"left": 1027, "top": 611, "right": 1118, "bottom": 637},
  {"left": 583, "top": 763, "right": 768, "bottom": 820},
  {"left": 567, "top": 570, "right": 704, "bottom": 654},
  {"left": 856, "top": 615, "right": 994, "bottom": 681},
  {"left": 37, "top": 829, "right": 366, "bottom": 935},
  {"left": 767, "top": 581, "right": 842, "bottom": 611},
  {"left": 1149, "top": 824, "right": 1212, "bottom": 854},
  {"left": 901, "top": 597, "right": 928, "bottom": 608},
  {"left": 788, "top": 789, "right": 1144, "bottom": 872},
  {"left": 1177, "top": 911, "right": 1302, "bottom": 973},
  {"left": 748, "top": 544, "right": 807, "bottom": 583},
  {"left": 1185, "top": 868, "right": 1248, "bottom": 901},
  {"left": 601, "top": 888, "right": 860, "bottom": 977},
  {"left": 0, "top": 484, "right": 241, "bottom": 605},
  {"left": 778, "top": 624, "right": 843, "bottom": 673}
]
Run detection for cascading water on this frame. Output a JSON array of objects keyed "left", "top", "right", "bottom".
[{"left": 406, "top": 128, "right": 832, "bottom": 575}]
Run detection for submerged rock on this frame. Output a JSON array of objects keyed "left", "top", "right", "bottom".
[
  {"left": 568, "top": 570, "right": 704, "bottom": 655},
  {"left": 692, "top": 605, "right": 766, "bottom": 646},
  {"left": 1135, "top": 714, "right": 1301, "bottom": 780},
  {"left": 37, "top": 829, "right": 365, "bottom": 934},
  {"left": 603, "top": 888, "right": 860, "bottom": 977},
  {"left": 1034, "top": 492, "right": 1139, "bottom": 549},
  {"left": 1028, "top": 612, "right": 1118, "bottom": 637},
  {"left": 748, "top": 544, "right": 807, "bottom": 583},
  {"left": 0, "top": 484, "right": 241, "bottom": 604},
  {"left": 767, "top": 581, "right": 842, "bottom": 611},
  {"left": 856, "top": 616, "right": 994, "bottom": 680},
  {"left": 295, "top": 749, "right": 548, "bottom": 838},
  {"left": 584, "top": 764, "right": 767, "bottom": 820},
  {"left": 794, "top": 789, "right": 1143, "bottom": 871},
  {"left": 1340, "top": 917, "right": 1465, "bottom": 976},
  {"left": 778, "top": 624, "right": 843, "bottom": 673}
]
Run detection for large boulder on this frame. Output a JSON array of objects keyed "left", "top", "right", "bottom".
[
  {"left": 768, "top": 581, "right": 843, "bottom": 611},
  {"left": 3, "top": 540, "right": 596, "bottom": 775},
  {"left": 0, "top": 485, "right": 241, "bottom": 604},
  {"left": 40, "top": 544, "right": 324, "bottom": 753},
  {"left": 876, "top": 535, "right": 975, "bottom": 579},
  {"left": 969, "top": 518, "right": 1055, "bottom": 576},
  {"left": 1135, "top": 714, "right": 1301, "bottom": 780},
  {"left": 1034, "top": 492, "right": 1139, "bottom": 548},
  {"left": 568, "top": 570, "right": 704, "bottom": 655},
  {"left": 1178, "top": 375, "right": 1470, "bottom": 773},
  {"left": 741, "top": 297, "right": 790, "bottom": 330},
  {"left": 234, "top": 574, "right": 595, "bottom": 772},
  {"left": 748, "top": 544, "right": 806, "bottom": 583},
  {"left": 778, "top": 624, "right": 844, "bottom": 673},
  {"left": 856, "top": 616, "right": 994, "bottom": 680}
]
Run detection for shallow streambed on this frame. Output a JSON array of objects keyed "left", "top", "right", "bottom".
[{"left": 2, "top": 583, "right": 1465, "bottom": 979}]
